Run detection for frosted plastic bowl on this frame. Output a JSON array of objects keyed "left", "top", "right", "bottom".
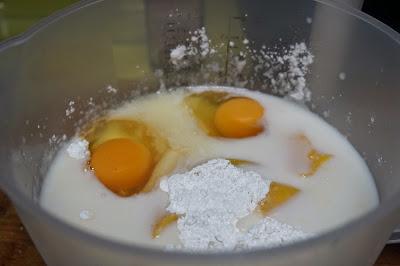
[{"left": 1, "top": 0, "right": 400, "bottom": 265}]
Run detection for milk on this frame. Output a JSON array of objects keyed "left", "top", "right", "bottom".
[{"left": 40, "top": 87, "right": 379, "bottom": 249}]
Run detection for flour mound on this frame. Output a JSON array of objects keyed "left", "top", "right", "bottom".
[{"left": 160, "top": 159, "right": 270, "bottom": 250}]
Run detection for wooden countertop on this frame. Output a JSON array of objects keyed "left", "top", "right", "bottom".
[{"left": 0, "top": 191, "right": 399, "bottom": 266}]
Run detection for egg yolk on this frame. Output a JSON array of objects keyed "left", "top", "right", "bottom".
[
  {"left": 295, "top": 134, "right": 332, "bottom": 177},
  {"left": 258, "top": 182, "right": 300, "bottom": 215},
  {"left": 227, "top": 158, "right": 253, "bottom": 166},
  {"left": 152, "top": 213, "right": 179, "bottom": 239},
  {"left": 214, "top": 97, "right": 264, "bottom": 138},
  {"left": 302, "top": 149, "right": 332, "bottom": 177},
  {"left": 184, "top": 91, "right": 229, "bottom": 136},
  {"left": 82, "top": 119, "right": 169, "bottom": 161},
  {"left": 90, "top": 138, "right": 153, "bottom": 196}
]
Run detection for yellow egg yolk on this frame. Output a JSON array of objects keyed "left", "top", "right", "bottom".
[
  {"left": 184, "top": 91, "right": 229, "bottom": 137},
  {"left": 90, "top": 138, "right": 153, "bottom": 197},
  {"left": 258, "top": 182, "right": 300, "bottom": 215},
  {"left": 295, "top": 134, "right": 333, "bottom": 177},
  {"left": 152, "top": 213, "right": 179, "bottom": 239},
  {"left": 214, "top": 97, "right": 264, "bottom": 138},
  {"left": 302, "top": 149, "right": 332, "bottom": 177}
]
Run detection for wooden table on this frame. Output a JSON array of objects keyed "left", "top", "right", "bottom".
[{"left": 0, "top": 191, "right": 399, "bottom": 266}]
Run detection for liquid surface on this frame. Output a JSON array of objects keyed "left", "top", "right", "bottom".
[{"left": 40, "top": 86, "right": 379, "bottom": 248}]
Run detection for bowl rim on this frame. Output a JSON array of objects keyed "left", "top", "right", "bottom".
[{"left": 1, "top": 0, "right": 400, "bottom": 262}]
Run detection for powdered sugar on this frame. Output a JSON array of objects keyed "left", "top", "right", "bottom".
[
  {"left": 170, "top": 45, "right": 187, "bottom": 66},
  {"left": 160, "top": 159, "right": 270, "bottom": 250},
  {"left": 238, "top": 217, "right": 309, "bottom": 249},
  {"left": 105, "top": 85, "right": 118, "bottom": 94},
  {"left": 160, "top": 159, "right": 309, "bottom": 251},
  {"left": 66, "top": 101, "right": 76, "bottom": 117},
  {"left": 170, "top": 27, "right": 213, "bottom": 70},
  {"left": 66, "top": 138, "right": 90, "bottom": 160},
  {"left": 168, "top": 26, "right": 313, "bottom": 102},
  {"left": 49, "top": 134, "right": 67, "bottom": 145},
  {"left": 262, "top": 43, "right": 314, "bottom": 101},
  {"left": 79, "top": 209, "right": 95, "bottom": 220}
]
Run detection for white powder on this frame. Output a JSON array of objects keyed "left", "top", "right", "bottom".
[
  {"left": 79, "top": 209, "right": 94, "bottom": 220},
  {"left": 170, "top": 27, "right": 212, "bottom": 69},
  {"left": 65, "top": 101, "right": 76, "bottom": 116},
  {"left": 161, "top": 159, "right": 309, "bottom": 251},
  {"left": 168, "top": 26, "right": 314, "bottom": 102},
  {"left": 249, "top": 42, "right": 314, "bottom": 101},
  {"left": 370, "top": 115, "right": 375, "bottom": 124},
  {"left": 238, "top": 217, "right": 309, "bottom": 249},
  {"left": 49, "top": 134, "right": 68, "bottom": 146},
  {"left": 105, "top": 85, "right": 118, "bottom": 94},
  {"left": 376, "top": 152, "right": 386, "bottom": 166},
  {"left": 161, "top": 159, "right": 270, "bottom": 250},
  {"left": 266, "top": 43, "right": 314, "bottom": 101},
  {"left": 170, "top": 45, "right": 187, "bottom": 66},
  {"left": 346, "top": 111, "right": 352, "bottom": 125},
  {"left": 67, "top": 138, "right": 90, "bottom": 160},
  {"left": 154, "top": 69, "right": 166, "bottom": 90},
  {"left": 197, "top": 28, "right": 210, "bottom": 57}
]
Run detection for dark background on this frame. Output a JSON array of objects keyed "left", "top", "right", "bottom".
[{"left": 363, "top": 1, "right": 400, "bottom": 33}]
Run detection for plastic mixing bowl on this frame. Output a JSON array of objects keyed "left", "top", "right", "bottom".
[{"left": 1, "top": 0, "right": 400, "bottom": 265}]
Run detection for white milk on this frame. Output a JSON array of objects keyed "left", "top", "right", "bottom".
[{"left": 40, "top": 86, "right": 379, "bottom": 249}]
